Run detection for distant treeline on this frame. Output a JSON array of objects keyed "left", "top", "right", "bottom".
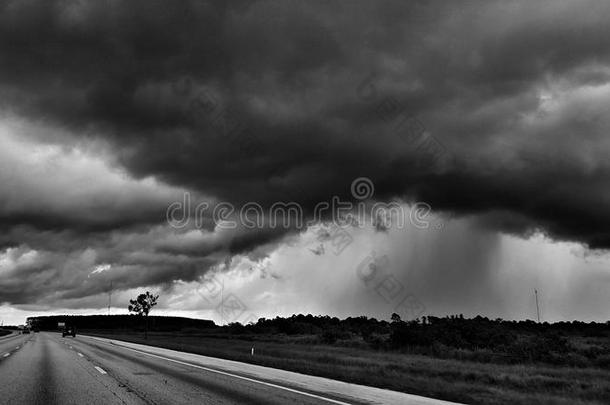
[
  {"left": 224, "top": 314, "right": 610, "bottom": 367},
  {"left": 25, "top": 313, "right": 610, "bottom": 367},
  {"left": 225, "top": 313, "right": 610, "bottom": 337},
  {"left": 26, "top": 314, "right": 215, "bottom": 331},
  {"left": 26, "top": 313, "right": 610, "bottom": 338}
]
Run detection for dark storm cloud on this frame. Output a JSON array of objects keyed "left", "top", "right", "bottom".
[
  {"left": 2, "top": 0, "right": 610, "bottom": 307},
  {"left": 0, "top": 227, "right": 228, "bottom": 306}
]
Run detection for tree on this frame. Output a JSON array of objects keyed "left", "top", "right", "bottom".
[
  {"left": 128, "top": 291, "right": 159, "bottom": 339},
  {"left": 391, "top": 313, "right": 402, "bottom": 323}
]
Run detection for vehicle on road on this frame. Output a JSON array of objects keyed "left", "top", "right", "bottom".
[{"left": 62, "top": 325, "right": 76, "bottom": 337}]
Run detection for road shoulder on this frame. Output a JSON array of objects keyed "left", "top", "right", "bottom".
[{"left": 81, "top": 334, "right": 462, "bottom": 405}]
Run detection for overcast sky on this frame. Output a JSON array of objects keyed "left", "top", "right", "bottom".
[{"left": 1, "top": 0, "right": 609, "bottom": 326}]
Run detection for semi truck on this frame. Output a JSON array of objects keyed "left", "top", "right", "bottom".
[{"left": 58, "top": 321, "right": 76, "bottom": 337}]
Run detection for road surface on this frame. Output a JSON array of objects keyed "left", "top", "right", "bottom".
[{"left": 0, "top": 332, "right": 460, "bottom": 405}]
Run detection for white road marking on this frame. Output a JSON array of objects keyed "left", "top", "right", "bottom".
[
  {"left": 15, "top": 346, "right": 20, "bottom": 349},
  {"left": 103, "top": 343, "right": 353, "bottom": 405},
  {"left": 94, "top": 366, "right": 107, "bottom": 375},
  {"left": 77, "top": 352, "right": 84, "bottom": 357},
  {"left": 3, "top": 353, "right": 10, "bottom": 357}
]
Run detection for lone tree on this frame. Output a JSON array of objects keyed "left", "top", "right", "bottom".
[{"left": 128, "top": 291, "right": 159, "bottom": 339}]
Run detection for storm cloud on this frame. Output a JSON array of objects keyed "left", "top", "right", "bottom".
[{"left": 1, "top": 0, "right": 610, "bottom": 315}]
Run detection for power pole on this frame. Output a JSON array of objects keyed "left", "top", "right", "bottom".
[
  {"left": 220, "top": 277, "right": 224, "bottom": 326},
  {"left": 108, "top": 281, "right": 113, "bottom": 315},
  {"left": 534, "top": 289, "right": 541, "bottom": 323}
]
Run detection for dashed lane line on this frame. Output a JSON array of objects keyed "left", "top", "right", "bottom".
[{"left": 94, "top": 366, "right": 107, "bottom": 375}]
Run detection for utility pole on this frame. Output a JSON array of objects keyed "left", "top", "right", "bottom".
[
  {"left": 220, "top": 257, "right": 230, "bottom": 327},
  {"left": 108, "top": 281, "right": 112, "bottom": 315},
  {"left": 535, "top": 289, "right": 541, "bottom": 323},
  {"left": 220, "top": 277, "right": 224, "bottom": 326}
]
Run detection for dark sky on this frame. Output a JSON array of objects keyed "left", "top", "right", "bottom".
[{"left": 0, "top": 0, "right": 609, "bottom": 324}]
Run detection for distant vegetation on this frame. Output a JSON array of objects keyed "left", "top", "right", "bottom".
[
  {"left": 224, "top": 313, "right": 610, "bottom": 368},
  {"left": 27, "top": 312, "right": 610, "bottom": 369},
  {"left": 26, "top": 314, "right": 215, "bottom": 332}
]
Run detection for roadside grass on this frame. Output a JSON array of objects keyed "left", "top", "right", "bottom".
[
  {"left": 0, "top": 329, "right": 11, "bottom": 337},
  {"left": 82, "top": 330, "right": 610, "bottom": 405}
]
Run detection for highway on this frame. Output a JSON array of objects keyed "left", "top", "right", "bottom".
[{"left": 0, "top": 332, "right": 459, "bottom": 405}]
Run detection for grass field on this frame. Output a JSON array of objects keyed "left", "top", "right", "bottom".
[{"left": 82, "top": 330, "right": 610, "bottom": 405}]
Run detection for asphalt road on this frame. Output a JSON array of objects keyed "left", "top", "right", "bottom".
[{"left": 0, "top": 332, "right": 459, "bottom": 405}]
